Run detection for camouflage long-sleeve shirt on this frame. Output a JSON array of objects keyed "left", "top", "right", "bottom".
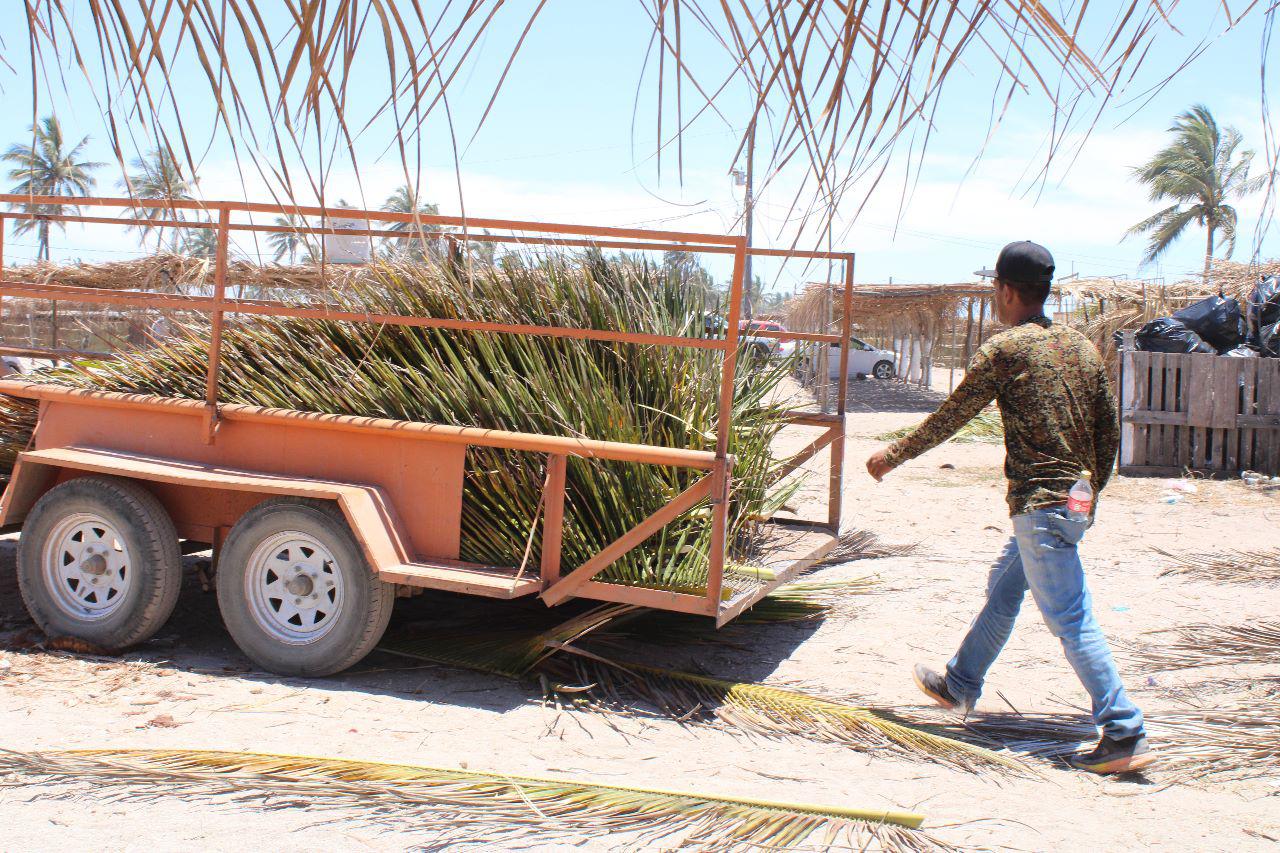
[{"left": 883, "top": 317, "right": 1119, "bottom": 517}]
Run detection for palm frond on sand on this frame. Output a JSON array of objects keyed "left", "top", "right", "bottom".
[
  {"left": 1154, "top": 546, "right": 1280, "bottom": 586},
  {"left": 540, "top": 650, "right": 1022, "bottom": 776},
  {"left": 1135, "top": 621, "right": 1280, "bottom": 670},
  {"left": 0, "top": 748, "right": 945, "bottom": 851},
  {"left": 817, "top": 530, "right": 919, "bottom": 564},
  {"left": 378, "top": 610, "right": 1020, "bottom": 775},
  {"left": 929, "top": 703, "right": 1280, "bottom": 785}
]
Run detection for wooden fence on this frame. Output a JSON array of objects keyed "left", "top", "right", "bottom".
[{"left": 1119, "top": 350, "right": 1280, "bottom": 477}]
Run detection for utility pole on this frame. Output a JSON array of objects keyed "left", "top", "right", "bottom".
[{"left": 742, "top": 119, "right": 756, "bottom": 320}]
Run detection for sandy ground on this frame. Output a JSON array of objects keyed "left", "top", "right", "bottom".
[{"left": 1, "top": 375, "right": 1278, "bottom": 851}]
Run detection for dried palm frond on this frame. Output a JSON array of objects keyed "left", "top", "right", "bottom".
[
  {"left": 0, "top": 748, "right": 943, "bottom": 851},
  {"left": 18, "top": 4, "right": 1258, "bottom": 239},
  {"left": 1135, "top": 621, "right": 1280, "bottom": 671},
  {"left": 930, "top": 702, "right": 1280, "bottom": 785},
  {"left": 541, "top": 651, "right": 1023, "bottom": 776},
  {"left": 1154, "top": 546, "right": 1280, "bottom": 586},
  {"left": 878, "top": 407, "right": 1004, "bottom": 445},
  {"left": 378, "top": 613, "right": 1020, "bottom": 775},
  {"left": 817, "top": 530, "right": 919, "bottom": 564}
]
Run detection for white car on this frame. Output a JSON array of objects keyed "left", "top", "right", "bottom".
[{"left": 825, "top": 336, "right": 897, "bottom": 380}]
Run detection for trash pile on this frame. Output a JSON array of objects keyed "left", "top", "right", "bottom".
[{"left": 1124, "top": 276, "right": 1280, "bottom": 358}]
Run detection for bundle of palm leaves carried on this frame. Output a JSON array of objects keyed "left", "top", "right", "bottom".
[
  {"left": 0, "top": 252, "right": 796, "bottom": 593},
  {"left": 0, "top": 747, "right": 950, "bottom": 851},
  {"left": 878, "top": 406, "right": 1004, "bottom": 445}
]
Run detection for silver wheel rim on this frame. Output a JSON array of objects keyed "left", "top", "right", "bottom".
[
  {"left": 875, "top": 363, "right": 893, "bottom": 379},
  {"left": 41, "top": 512, "right": 134, "bottom": 621},
  {"left": 243, "top": 531, "right": 344, "bottom": 644}
]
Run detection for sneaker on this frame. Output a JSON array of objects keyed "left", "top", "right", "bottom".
[
  {"left": 1067, "top": 735, "right": 1156, "bottom": 774},
  {"left": 913, "top": 664, "right": 969, "bottom": 713}
]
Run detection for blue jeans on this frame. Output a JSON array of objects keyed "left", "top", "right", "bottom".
[{"left": 944, "top": 507, "right": 1145, "bottom": 740}]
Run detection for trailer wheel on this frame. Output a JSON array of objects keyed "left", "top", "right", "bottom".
[
  {"left": 17, "top": 476, "right": 182, "bottom": 650},
  {"left": 217, "top": 498, "right": 394, "bottom": 677}
]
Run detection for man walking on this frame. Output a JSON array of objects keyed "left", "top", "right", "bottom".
[{"left": 865, "top": 241, "right": 1153, "bottom": 774}]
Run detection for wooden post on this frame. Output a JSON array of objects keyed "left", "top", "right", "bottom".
[
  {"left": 540, "top": 454, "right": 567, "bottom": 586},
  {"left": 203, "top": 205, "right": 232, "bottom": 442},
  {"left": 0, "top": 215, "right": 5, "bottom": 345},
  {"left": 829, "top": 254, "right": 854, "bottom": 531}
]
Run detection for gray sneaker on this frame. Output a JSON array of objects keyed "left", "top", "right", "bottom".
[{"left": 913, "top": 664, "right": 970, "bottom": 714}]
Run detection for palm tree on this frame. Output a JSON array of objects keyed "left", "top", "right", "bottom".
[
  {"left": 381, "top": 184, "right": 440, "bottom": 260},
  {"left": 3, "top": 115, "right": 102, "bottom": 261},
  {"left": 180, "top": 226, "right": 218, "bottom": 260},
  {"left": 120, "top": 147, "right": 196, "bottom": 251},
  {"left": 1127, "top": 104, "right": 1266, "bottom": 283},
  {"left": 268, "top": 213, "right": 315, "bottom": 264}
]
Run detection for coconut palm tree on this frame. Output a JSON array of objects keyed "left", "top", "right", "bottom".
[
  {"left": 3, "top": 115, "right": 102, "bottom": 261},
  {"left": 120, "top": 147, "right": 197, "bottom": 251},
  {"left": 381, "top": 184, "right": 441, "bottom": 260},
  {"left": 1127, "top": 105, "right": 1266, "bottom": 283},
  {"left": 268, "top": 213, "right": 315, "bottom": 264}
]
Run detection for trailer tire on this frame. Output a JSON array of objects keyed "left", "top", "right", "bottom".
[
  {"left": 17, "top": 475, "right": 182, "bottom": 651},
  {"left": 217, "top": 498, "right": 394, "bottom": 677}
]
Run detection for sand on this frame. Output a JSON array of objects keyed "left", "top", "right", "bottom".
[{"left": 1, "top": 376, "right": 1277, "bottom": 850}]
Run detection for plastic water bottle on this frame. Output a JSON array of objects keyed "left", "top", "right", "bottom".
[{"left": 1067, "top": 470, "right": 1093, "bottom": 521}]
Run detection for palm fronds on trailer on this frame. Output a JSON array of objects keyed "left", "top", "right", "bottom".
[
  {"left": 1154, "top": 546, "right": 1280, "bottom": 586},
  {"left": 0, "top": 748, "right": 944, "bottom": 851},
  {"left": 1135, "top": 621, "right": 1280, "bottom": 670},
  {"left": 0, "top": 253, "right": 794, "bottom": 592},
  {"left": 17, "top": 4, "right": 1259, "bottom": 235}
]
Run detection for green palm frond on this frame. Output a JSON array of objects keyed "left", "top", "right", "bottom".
[
  {"left": 1154, "top": 546, "right": 1280, "bottom": 585},
  {"left": 0, "top": 748, "right": 942, "bottom": 850}
]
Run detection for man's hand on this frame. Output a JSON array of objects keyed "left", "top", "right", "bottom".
[{"left": 866, "top": 448, "right": 895, "bottom": 482}]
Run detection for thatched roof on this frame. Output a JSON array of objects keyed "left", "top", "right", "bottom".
[
  {"left": 786, "top": 281, "right": 989, "bottom": 331},
  {"left": 6, "top": 254, "right": 376, "bottom": 294}
]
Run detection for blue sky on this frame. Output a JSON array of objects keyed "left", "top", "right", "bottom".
[{"left": 0, "top": 3, "right": 1276, "bottom": 296}]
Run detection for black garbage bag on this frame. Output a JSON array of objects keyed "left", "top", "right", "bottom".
[
  {"left": 1247, "top": 276, "right": 1280, "bottom": 346},
  {"left": 1172, "top": 295, "right": 1243, "bottom": 350},
  {"left": 1259, "top": 320, "right": 1280, "bottom": 358},
  {"left": 1133, "top": 317, "right": 1216, "bottom": 354}
]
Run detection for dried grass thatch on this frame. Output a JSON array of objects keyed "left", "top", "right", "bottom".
[{"left": 6, "top": 253, "right": 374, "bottom": 295}]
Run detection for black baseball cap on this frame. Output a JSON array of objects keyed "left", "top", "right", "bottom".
[{"left": 974, "top": 240, "right": 1055, "bottom": 283}]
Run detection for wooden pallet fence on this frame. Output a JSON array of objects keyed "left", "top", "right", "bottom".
[{"left": 1119, "top": 350, "right": 1280, "bottom": 477}]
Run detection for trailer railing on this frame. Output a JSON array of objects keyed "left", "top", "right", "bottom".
[{"left": 0, "top": 194, "right": 854, "bottom": 619}]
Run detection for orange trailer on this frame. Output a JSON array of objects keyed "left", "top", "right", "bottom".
[{"left": 0, "top": 195, "right": 855, "bottom": 676}]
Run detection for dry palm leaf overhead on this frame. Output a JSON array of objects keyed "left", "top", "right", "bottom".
[{"left": 15, "top": 3, "right": 1267, "bottom": 235}]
